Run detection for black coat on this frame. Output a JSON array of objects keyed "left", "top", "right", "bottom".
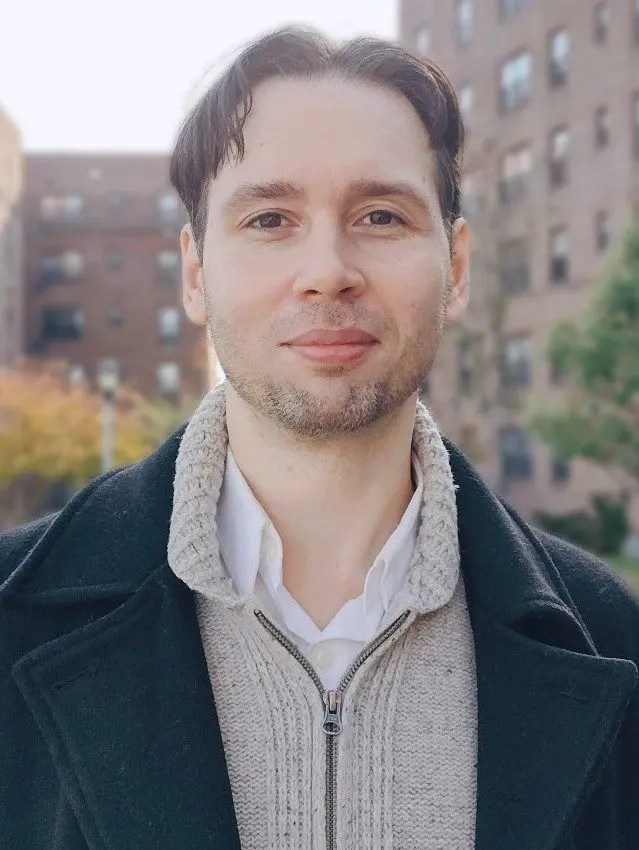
[{"left": 1, "top": 427, "right": 638, "bottom": 850}]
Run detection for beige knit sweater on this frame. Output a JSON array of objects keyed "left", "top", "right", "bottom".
[{"left": 168, "top": 386, "right": 478, "bottom": 849}]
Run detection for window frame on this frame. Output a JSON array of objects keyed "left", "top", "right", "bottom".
[
  {"left": 157, "top": 362, "right": 181, "bottom": 396},
  {"left": 499, "top": 50, "right": 533, "bottom": 113},
  {"left": 549, "top": 126, "right": 570, "bottom": 188},
  {"left": 499, "top": 237, "right": 531, "bottom": 294},
  {"left": 499, "top": 426, "right": 534, "bottom": 482},
  {"left": 157, "top": 306, "right": 181, "bottom": 343},
  {"left": 594, "top": 105, "right": 611, "bottom": 149},
  {"left": 549, "top": 226, "right": 570, "bottom": 283},
  {"left": 501, "top": 335, "right": 533, "bottom": 389},
  {"left": 456, "top": 0, "right": 473, "bottom": 45},
  {"left": 593, "top": 3, "right": 610, "bottom": 43}
]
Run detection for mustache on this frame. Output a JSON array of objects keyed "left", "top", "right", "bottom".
[{"left": 273, "top": 306, "right": 388, "bottom": 335}]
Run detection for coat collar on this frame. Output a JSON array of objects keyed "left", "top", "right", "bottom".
[{"left": 5, "top": 424, "right": 637, "bottom": 850}]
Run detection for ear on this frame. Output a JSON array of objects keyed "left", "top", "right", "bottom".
[
  {"left": 445, "top": 217, "right": 470, "bottom": 324},
  {"left": 180, "top": 223, "right": 207, "bottom": 327}
]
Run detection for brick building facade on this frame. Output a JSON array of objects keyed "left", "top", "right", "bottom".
[
  {"left": 23, "top": 154, "right": 209, "bottom": 400},
  {"left": 400, "top": 0, "right": 639, "bottom": 528}
]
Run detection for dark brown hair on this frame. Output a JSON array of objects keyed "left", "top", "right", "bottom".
[{"left": 170, "top": 26, "right": 465, "bottom": 255}]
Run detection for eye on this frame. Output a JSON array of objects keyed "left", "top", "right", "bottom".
[
  {"left": 361, "top": 209, "right": 406, "bottom": 227},
  {"left": 246, "top": 212, "right": 286, "bottom": 229}
]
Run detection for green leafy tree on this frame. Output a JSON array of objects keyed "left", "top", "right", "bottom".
[{"left": 530, "top": 225, "right": 639, "bottom": 489}]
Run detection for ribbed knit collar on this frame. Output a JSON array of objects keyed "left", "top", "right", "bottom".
[{"left": 168, "top": 384, "right": 460, "bottom": 621}]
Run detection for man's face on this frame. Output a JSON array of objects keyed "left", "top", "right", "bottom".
[{"left": 182, "top": 77, "right": 469, "bottom": 438}]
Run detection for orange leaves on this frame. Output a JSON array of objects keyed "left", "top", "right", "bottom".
[{"left": 0, "top": 360, "right": 155, "bottom": 486}]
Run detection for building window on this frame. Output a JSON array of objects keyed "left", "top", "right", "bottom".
[
  {"left": 502, "top": 336, "right": 533, "bottom": 389},
  {"left": 499, "top": 426, "right": 533, "bottom": 481},
  {"left": 107, "top": 250, "right": 125, "bottom": 270},
  {"left": 548, "top": 28, "right": 569, "bottom": 88},
  {"left": 415, "top": 25, "right": 431, "bottom": 54},
  {"left": 499, "top": 51, "right": 532, "bottom": 113},
  {"left": 549, "top": 227, "right": 569, "bottom": 283},
  {"left": 456, "top": 0, "right": 473, "bottom": 45},
  {"left": 595, "top": 210, "right": 611, "bottom": 251},
  {"left": 157, "top": 193, "right": 182, "bottom": 223},
  {"left": 41, "top": 307, "right": 84, "bottom": 341},
  {"left": 158, "top": 307, "right": 180, "bottom": 342},
  {"left": 499, "top": 0, "right": 532, "bottom": 20},
  {"left": 594, "top": 106, "right": 610, "bottom": 149},
  {"left": 157, "top": 250, "right": 180, "bottom": 283},
  {"left": 108, "top": 308, "right": 123, "bottom": 328},
  {"left": 40, "top": 195, "right": 84, "bottom": 221},
  {"left": 499, "top": 143, "right": 532, "bottom": 205},
  {"left": 549, "top": 127, "right": 569, "bottom": 187},
  {"left": 552, "top": 456, "right": 571, "bottom": 483},
  {"left": 460, "top": 85, "right": 474, "bottom": 125},
  {"left": 593, "top": 3, "right": 609, "bottom": 43},
  {"left": 458, "top": 338, "right": 474, "bottom": 395},
  {"left": 499, "top": 238, "right": 530, "bottom": 294},
  {"left": 38, "top": 251, "right": 85, "bottom": 287},
  {"left": 157, "top": 362, "right": 180, "bottom": 396}
]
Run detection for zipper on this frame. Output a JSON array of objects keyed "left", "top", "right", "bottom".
[{"left": 255, "top": 608, "right": 411, "bottom": 850}]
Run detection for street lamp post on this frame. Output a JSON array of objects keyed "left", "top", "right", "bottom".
[{"left": 97, "top": 362, "right": 119, "bottom": 474}]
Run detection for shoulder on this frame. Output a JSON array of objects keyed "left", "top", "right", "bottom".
[
  {"left": 535, "top": 528, "right": 639, "bottom": 658},
  {"left": 0, "top": 512, "right": 60, "bottom": 584},
  {"left": 0, "top": 427, "right": 185, "bottom": 594}
]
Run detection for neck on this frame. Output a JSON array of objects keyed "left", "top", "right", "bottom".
[{"left": 225, "top": 385, "right": 418, "bottom": 626}]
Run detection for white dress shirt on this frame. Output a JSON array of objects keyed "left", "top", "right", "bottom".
[{"left": 216, "top": 449, "right": 424, "bottom": 690}]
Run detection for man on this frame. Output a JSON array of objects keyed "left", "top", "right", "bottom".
[{"left": 1, "top": 27, "right": 638, "bottom": 850}]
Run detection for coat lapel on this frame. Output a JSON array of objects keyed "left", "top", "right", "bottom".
[
  {"left": 446, "top": 440, "right": 638, "bottom": 850},
  {"left": 12, "top": 563, "right": 241, "bottom": 850},
  {"left": 471, "top": 611, "right": 636, "bottom": 850}
]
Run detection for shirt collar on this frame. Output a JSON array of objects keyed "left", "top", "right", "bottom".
[
  {"left": 216, "top": 449, "right": 270, "bottom": 597},
  {"left": 217, "top": 447, "right": 424, "bottom": 617}
]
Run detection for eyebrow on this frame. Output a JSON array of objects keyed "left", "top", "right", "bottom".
[{"left": 220, "top": 177, "right": 434, "bottom": 219}]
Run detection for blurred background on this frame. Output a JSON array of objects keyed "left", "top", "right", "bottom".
[{"left": 1, "top": 0, "right": 638, "bottom": 589}]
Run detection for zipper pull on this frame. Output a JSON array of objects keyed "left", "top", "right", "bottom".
[{"left": 322, "top": 690, "right": 343, "bottom": 736}]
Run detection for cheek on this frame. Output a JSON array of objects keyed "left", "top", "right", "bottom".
[
  {"left": 382, "top": 255, "right": 444, "bottom": 328},
  {"left": 204, "top": 246, "right": 283, "bottom": 325}
]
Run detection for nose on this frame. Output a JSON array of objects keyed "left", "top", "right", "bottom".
[{"left": 291, "top": 221, "right": 366, "bottom": 301}]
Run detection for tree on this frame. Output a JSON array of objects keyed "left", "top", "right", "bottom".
[
  {"left": 0, "top": 360, "right": 155, "bottom": 528},
  {"left": 530, "top": 224, "right": 639, "bottom": 493}
]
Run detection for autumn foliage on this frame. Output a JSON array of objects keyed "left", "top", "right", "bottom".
[{"left": 0, "top": 360, "right": 175, "bottom": 528}]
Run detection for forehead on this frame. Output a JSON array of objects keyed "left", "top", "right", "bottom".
[{"left": 209, "top": 76, "right": 438, "bottom": 202}]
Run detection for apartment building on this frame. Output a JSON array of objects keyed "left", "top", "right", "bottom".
[
  {"left": 23, "top": 154, "right": 210, "bottom": 400},
  {"left": 400, "top": 0, "right": 639, "bottom": 526},
  {"left": 0, "top": 106, "right": 23, "bottom": 367}
]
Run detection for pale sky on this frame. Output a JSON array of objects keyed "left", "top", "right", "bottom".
[{"left": 0, "top": 0, "right": 397, "bottom": 152}]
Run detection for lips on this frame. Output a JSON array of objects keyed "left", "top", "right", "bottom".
[{"left": 284, "top": 327, "right": 377, "bottom": 346}]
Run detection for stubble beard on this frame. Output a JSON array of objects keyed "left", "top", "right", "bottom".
[{"left": 206, "top": 282, "right": 449, "bottom": 442}]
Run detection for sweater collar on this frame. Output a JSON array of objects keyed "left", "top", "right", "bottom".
[{"left": 168, "top": 383, "right": 460, "bottom": 618}]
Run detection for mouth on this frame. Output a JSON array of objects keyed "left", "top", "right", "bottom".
[{"left": 281, "top": 327, "right": 379, "bottom": 366}]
